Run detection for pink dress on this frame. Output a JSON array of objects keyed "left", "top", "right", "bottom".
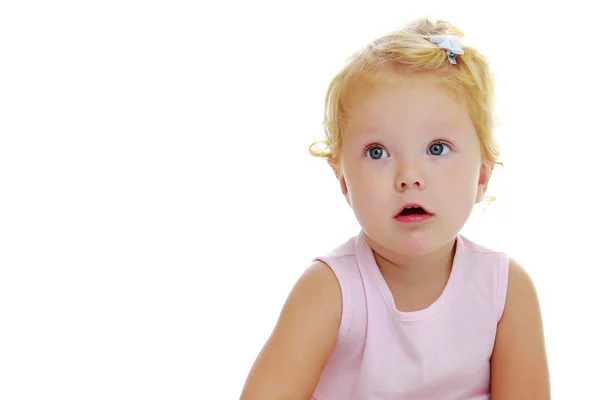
[{"left": 311, "top": 232, "right": 509, "bottom": 400}]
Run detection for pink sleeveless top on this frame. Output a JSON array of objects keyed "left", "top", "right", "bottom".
[{"left": 311, "top": 232, "right": 509, "bottom": 400}]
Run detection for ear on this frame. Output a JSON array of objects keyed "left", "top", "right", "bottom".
[
  {"left": 328, "top": 158, "right": 348, "bottom": 196},
  {"left": 476, "top": 160, "right": 494, "bottom": 204}
]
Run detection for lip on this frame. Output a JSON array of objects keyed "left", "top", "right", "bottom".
[
  {"left": 395, "top": 203, "right": 432, "bottom": 216},
  {"left": 394, "top": 203, "right": 434, "bottom": 224},
  {"left": 394, "top": 213, "right": 433, "bottom": 223}
]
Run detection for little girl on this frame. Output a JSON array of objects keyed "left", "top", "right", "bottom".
[{"left": 241, "top": 18, "right": 550, "bottom": 400}]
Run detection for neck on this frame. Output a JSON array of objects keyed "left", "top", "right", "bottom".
[{"left": 365, "top": 234, "right": 457, "bottom": 288}]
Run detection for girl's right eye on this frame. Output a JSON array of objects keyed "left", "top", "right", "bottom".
[{"left": 365, "top": 146, "right": 389, "bottom": 160}]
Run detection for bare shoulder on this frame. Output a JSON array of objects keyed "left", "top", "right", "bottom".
[
  {"left": 490, "top": 258, "right": 551, "bottom": 399},
  {"left": 240, "top": 260, "right": 342, "bottom": 400},
  {"left": 296, "top": 260, "right": 342, "bottom": 300}
]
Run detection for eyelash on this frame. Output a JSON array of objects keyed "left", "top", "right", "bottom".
[{"left": 364, "top": 143, "right": 385, "bottom": 153}]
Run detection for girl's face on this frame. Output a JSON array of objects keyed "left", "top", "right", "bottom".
[{"left": 334, "top": 70, "right": 491, "bottom": 257}]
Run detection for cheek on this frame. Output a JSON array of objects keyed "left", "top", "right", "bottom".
[
  {"left": 458, "top": 167, "right": 482, "bottom": 205},
  {"left": 344, "top": 169, "right": 391, "bottom": 209},
  {"left": 342, "top": 160, "right": 371, "bottom": 191},
  {"left": 435, "top": 162, "right": 480, "bottom": 202},
  {"left": 346, "top": 177, "right": 377, "bottom": 206}
]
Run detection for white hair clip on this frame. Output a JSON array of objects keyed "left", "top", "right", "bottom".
[{"left": 429, "top": 35, "right": 464, "bottom": 65}]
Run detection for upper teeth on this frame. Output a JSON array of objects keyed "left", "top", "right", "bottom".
[{"left": 407, "top": 206, "right": 419, "bottom": 208}]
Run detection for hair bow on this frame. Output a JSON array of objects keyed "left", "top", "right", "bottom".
[{"left": 429, "top": 35, "right": 464, "bottom": 65}]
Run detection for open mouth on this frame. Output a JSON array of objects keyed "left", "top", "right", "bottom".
[
  {"left": 394, "top": 204, "right": 433, "bottom": 223},
  {"left": 397, "top": 205, "right": 430, "bottom": 216}
]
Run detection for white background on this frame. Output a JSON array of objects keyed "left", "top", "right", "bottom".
[{"left": 1, "top": 1, "right": 598, "bottom": 399}]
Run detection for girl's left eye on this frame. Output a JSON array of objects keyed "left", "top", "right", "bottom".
[{"left": 427, "top": 142, "right": 451, "bottom": 156}]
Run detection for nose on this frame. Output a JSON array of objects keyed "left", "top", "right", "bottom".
[{"left": 394, "top": 161, "right": 425, "bottom": 192}]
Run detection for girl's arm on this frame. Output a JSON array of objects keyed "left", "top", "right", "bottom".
[
  {"left": 490, "top": 258, "right": 551, "bottom": 399},
  {"left": 240, "top": 261, "right": 342, "bottom": 400}
]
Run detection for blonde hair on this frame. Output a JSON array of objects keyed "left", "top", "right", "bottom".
[{"left": 309, "top": 18, "right": 501, "bottom": 169}]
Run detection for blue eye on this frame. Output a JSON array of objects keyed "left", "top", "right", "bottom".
[
  {"left": 366, "top": 146, "right": 389, "bottom": 159},
  {"left": 427, "top": 142, "right": 450, "bottom": 156}
]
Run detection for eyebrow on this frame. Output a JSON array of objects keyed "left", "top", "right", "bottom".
[{"left": 353, "top": 127, "right": 462, "bottom": 140}]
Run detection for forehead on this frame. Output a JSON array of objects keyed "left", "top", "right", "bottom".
[{"left": 345, "top": 70, "right": 476, "bottom": 139}]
